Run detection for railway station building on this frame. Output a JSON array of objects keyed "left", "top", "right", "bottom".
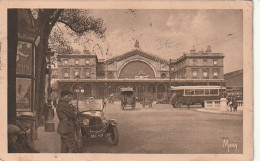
[{"left": 54, "top": 44, "right": 225, "bottom": 101}]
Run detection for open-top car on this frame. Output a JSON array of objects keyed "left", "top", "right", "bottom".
[{"left": 76, "top": 97, "right": 119, "bottom": 145}]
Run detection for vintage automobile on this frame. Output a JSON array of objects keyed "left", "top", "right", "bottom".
[
  {"left": 76, "top": 97, "right": 119, "bottom": 145},
  {"left": 120, "top": 87, "right": 136, "bottom": 110},
  {"left": 169, "top": 86, "right": 226, "bottom": 108}
]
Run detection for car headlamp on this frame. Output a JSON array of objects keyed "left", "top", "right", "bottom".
[
  {"left": 82, "top": 118, "right": 89, "bottom": 126},
  {"left": 102, "top": 119, "right": 108, "bottom": 124}
]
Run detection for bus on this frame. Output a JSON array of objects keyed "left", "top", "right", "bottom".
[{"left": 169, "top": 86, "right": 226, "bottom": 108}]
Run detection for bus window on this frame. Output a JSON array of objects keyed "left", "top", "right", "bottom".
[
  {"left": 205, "top": 89, "right": 210, "bottom": 95},
  {"left": 185, "top": 89, "right": 194, "bottom": 95},
  {"left": 195, "top": 89, "right": 204, "bottom": 95},
  {"left": 210, "top": 89, "right": 218, "bottom": 95}
]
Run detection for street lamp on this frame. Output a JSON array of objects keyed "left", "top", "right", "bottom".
[
  {"left": 169, "top": 59, "right": 175, "bottom": 104},
  {"left": 172, "top": 67, "right": 176, "bottom": 87},
  {"left": 45, "top": 48, "right": 55, "bottom": 132}
]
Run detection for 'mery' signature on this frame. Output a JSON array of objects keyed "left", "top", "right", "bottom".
[{"left": 222, "top": 137, "right": 239, "bottom": 152}]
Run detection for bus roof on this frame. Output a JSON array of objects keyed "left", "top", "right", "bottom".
[
  {"left": 121, "top": 87, "right": 134, "bottom": 92},
  {"left": 169, "top": 86, "right": 226, "bottom": 90}
]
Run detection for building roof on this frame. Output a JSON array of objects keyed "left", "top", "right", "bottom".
[
  {"left": 104, "top": 49, "right": 169, "bottom": 65},
  {"left": 172, "top": 52, "right": 224, "bottom": 64},
  {"left": 56, "top": 78, "right": 224, "bottom": 83},
  {"left": 57, "top": 54, "right": 97, "bottom": 59},
  {"left": 224, "top": 69, "right": 243, "bottom": 80}
]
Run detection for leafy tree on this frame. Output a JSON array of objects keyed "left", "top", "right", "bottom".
[{"left": 32, "top": 9, "right": 106, "bottom": 118}]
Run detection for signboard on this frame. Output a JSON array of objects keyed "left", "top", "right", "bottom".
[
  {"left": 16, "top": 78, "right": 32, "bottom": 111},
  {"left": 16, "top": 41, "right": 33, "bottom": 75}
]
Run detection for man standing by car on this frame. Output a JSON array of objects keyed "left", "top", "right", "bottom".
[{"left": 57, "top": 90, "right": 80, "bottom": 153}]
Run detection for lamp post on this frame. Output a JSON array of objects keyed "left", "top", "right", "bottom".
[
  {"left": 169, "top": 59, "right": 172, "bottom": 90},
  {"left": 45, "top": 48, "right": 55, "bottom": 132},
  {"left": 169, "top": 59, "right": 175, "bottom": 104}
]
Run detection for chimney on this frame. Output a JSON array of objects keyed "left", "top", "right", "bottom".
[
  {"left": 190, "top": 45, "right": 196, "bottom": 54},
  {"left": 83, "top": 50, "right": 90, "bottom": 55}
]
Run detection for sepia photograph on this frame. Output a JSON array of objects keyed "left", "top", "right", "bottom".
[{"left": 0, "top": 1, "right": 253, "bottom": 161}]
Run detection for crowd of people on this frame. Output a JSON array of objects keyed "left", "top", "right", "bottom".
[{"left": 227, "top": 96, "right": 239, "bottom": 112}]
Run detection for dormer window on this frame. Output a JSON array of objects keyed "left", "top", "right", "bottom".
[
  {"left": 63, "top": 68, "right": 70, "bottom": 78},
  {"left": 193, "top": 60, "right": 197, "bottom": 66},
  {"left": 75, "top": 59, "right": 79, "bottom": 65},
  {"left": 192, "top": 69, "right": 198, "bottom": 78},
  {"left": 85, "top": 59, "right": 90, "bottom": 65},
  {"left": 203, "top": 71, "right": 208, "bottom": 77},
  {"left": 203, "top": 60, "right": 207, "bottom": 65},
  {"left": 64, "top": 59, "right": 68, "bottom": 65},
  {"left": 84, "top": 68, "right": 91, "bottom": 78},
  {"left": 203, "top": 68, "right": 209, "bottom": 78},
  {"left": 213, "top": 68, "right": 219, "bottom": 78},
  {"left": 74, "top": 68, "right": 80, "bottom": 78}
]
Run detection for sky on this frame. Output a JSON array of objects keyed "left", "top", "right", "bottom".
[{"left": 61, "top": 9, "right": 243, "bottom": 74}]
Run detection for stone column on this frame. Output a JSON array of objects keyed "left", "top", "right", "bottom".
[{"left": 220, "top": 98, "right": 228, "bottom": 111}]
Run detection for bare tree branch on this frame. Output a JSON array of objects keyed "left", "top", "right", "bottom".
[{"left": 49, "top": 9, "right": 64, "bottom": 28}]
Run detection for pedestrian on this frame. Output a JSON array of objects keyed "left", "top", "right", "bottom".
[
  {"left": 56, "top": 90, "right": 80, "bottom": 153},
  {"left": 228, "top": 96, "right": 234, "bottom": 112},
  {"left": 104, "top": 97, "right": 107, "bottom": 107},
  {"left": 171, "top": 92, "right": 177, "bottom": 108},
  {"left": 232, "top": 97, "right": 238, "bottom": 112},
  {"left": 148, "top": 95, "right": 153, "bottom": 108},
  {"left": 43, "top": 102, "right": 49, "bottom": 121},
  {"left": 186, "top": 98, "right": 191, "bottom": 110},
  {"left": 53, "top": 99, "right": 57, "bottom": 108},
  {"left": 110, "top": 93, "right": 114, "bottom": 103}
]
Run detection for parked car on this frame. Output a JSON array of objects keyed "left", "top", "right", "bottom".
[{"left": 76, "top": 97, "right": 119, "bottom": 145}]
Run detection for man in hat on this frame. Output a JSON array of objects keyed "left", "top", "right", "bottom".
[
  {"left": 57, "top": 90, "right": 80, "bottom": 153},
  {"left": 8, "top": 124, "right": 21, "bottom": 152}
]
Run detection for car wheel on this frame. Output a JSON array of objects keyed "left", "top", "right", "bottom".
[
  {"left": 106, "top": 125, "right": 119, "bottom": 145},
  {"left": 175, "top": 101, "right": 182, "bottom": 108}
]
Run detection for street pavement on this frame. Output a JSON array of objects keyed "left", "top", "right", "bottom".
[{"left": 34, "top": 103, "right": 243, "bottom": 154}]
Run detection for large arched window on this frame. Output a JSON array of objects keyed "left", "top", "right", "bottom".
[
  {"left": 119, "top": 61, "right": 155, "bottom": 78},
  {"left": 147, "top": 84, "right": 155, "bottom": 93},
  {"left": 137, "top": 84, "right": 145, "bottom": 93},
  {"left": 108, "top": 85, "right": 117, "bottom": 94},
  {"left": 60, "top": 84, "right": 72, "bottom": 92},
  {"left": 157, "top": 84, "right": 166, "bottom": 99},
  {"left": 118, "top": 85, "right": 124, "bottom": 92},
  {"left": 84, "top": 84, "right": 92, "bottom": 97},
  {"left": 157, "top": 84, "right": 166, "bottom": 93}
]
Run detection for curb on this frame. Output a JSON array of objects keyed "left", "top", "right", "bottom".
[{"left": 194, "top": 109, "right": 243, "bottom": 116}]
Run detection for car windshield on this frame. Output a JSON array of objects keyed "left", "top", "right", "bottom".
[{"left": 72, "top": 98, "right": 103, "bottom": 112}]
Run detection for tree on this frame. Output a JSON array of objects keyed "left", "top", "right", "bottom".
[{"left": 32, "top": 9, "right": 106, "bottom": 120}]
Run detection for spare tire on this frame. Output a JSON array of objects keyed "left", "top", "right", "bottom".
[{"left": 106, "top": 125, "right": 119, "bottom": 145}]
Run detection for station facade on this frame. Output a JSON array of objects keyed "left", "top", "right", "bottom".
[{"left": 54, "top": 45, "right": 225, "bottom": 101}]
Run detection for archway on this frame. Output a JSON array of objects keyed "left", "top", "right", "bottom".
[
  {"left": 157, "top": 84, "right": 166, "bottom": 99},
  {"left": 83, "top": 84, "right": 92, "bottom": 97}
]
